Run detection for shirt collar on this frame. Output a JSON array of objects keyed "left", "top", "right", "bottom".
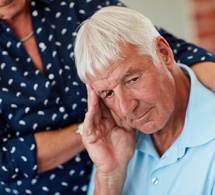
[{"left": 179, "top": 64, "right": 215, "bottom": 147}]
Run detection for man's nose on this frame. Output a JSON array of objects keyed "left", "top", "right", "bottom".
[{"left": 117, "top": 89, "right": 138, "bottom": 116}]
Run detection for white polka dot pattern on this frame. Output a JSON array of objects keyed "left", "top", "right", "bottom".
[{"left": 0, "top": 0, "right": 215, "bottom": 194}]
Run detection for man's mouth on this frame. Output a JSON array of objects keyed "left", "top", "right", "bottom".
[{"left": 131, "top": 107, "right": 153, "bottom": 122}]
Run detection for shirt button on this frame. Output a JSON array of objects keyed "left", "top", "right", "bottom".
[
  {"left": 59, "top": 107, "right": 65, "bottom": 113},
  {"left": 151, "top": 177, "right": 159, "bottom": 185}
]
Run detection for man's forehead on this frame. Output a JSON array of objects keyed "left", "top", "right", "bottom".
[
  {"left": 88, "top": 43, "right": 144, "bottom": 93},
  {"left": 88, "top": 58, "right": 124, "bottom": 85},
  {"left": 88, "top": 43, "right": 137, "bottom": 78},
  {"left": 91, "top": 66, "right": 139, "bottom": 96},
  {"left": 91, "top": 76, "right": 118, "bottom": 95}
]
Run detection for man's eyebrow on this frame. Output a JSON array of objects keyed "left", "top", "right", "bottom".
[{"left": 121, "top": 69, "right": 137, "bottom": 80}]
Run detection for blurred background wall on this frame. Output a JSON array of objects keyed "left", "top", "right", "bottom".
[{"left": 121, "top": 0, "right": 215, "bottom": 54}]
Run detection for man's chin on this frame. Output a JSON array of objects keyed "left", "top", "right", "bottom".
[{"left": 121, "top": 123, "right": 135, "bottom": 131}]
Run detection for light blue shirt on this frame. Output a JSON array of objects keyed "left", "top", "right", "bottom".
[{"left": 87, "top": 64, "right": 215, "bottom": 195}]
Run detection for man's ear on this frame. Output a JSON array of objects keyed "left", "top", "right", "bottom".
[{"left": 156, "top": 36, "right": 174, "bottom": 68}]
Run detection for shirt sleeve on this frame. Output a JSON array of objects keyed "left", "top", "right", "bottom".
[
  {"left": 157, "top": 27, "right": 215, "bottom": 66},
  {"left": 87, "top": 165, "right": 96, "bottom": 195},
  {"left": 0, "top": 118, "right": 37, "bottom": 183},
  {"left": 212, "top": 182, "right": 215, "bottom": 194}
]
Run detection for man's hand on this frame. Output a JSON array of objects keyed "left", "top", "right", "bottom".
[{"left": 82, "top": 84, "right": 136, "bottom": 194}]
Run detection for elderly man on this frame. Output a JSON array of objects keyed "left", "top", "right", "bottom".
[{"left": 74, "top": 6, "right": 215, "bottom": 195}]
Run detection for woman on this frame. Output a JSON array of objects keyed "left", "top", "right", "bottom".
[{"left": 0, "top": 0, "right": 214, "bottom": 194}]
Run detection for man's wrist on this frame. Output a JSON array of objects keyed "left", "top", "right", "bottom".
[{"left": 94, "top": 170, "right": 126, "bottom": 195}]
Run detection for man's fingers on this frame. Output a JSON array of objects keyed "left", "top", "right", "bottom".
[
  {"left": 86, "top": 84, "right": 92, "bottom": 110},
  {"left": 84, "top": 84, "right": 100, "bottom": 142}
]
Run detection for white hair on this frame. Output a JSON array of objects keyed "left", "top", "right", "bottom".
[{"left": 74, "top": 6, "right": 160, "bottom": 83}]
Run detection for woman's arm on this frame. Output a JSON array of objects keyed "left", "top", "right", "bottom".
[
  {"left": 0, "top": 122, "right": 84, "bottom": 183},
  {"left": 34, "top": 124, "right": 84, "bottom": 173},
  {"left": 191, "top": 62, "right": 215, "bottom": 91}
]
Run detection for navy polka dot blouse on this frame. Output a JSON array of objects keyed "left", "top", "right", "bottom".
[{"left": 0, "top": 0, "right": 214, "bottom": 194}]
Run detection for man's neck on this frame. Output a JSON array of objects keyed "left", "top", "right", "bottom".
[
  {"left": 151, "top": 118, "right": 185, "bottom": 157},
  {"left": 152, "top": 66, "right": 190, "bottom": 157}
]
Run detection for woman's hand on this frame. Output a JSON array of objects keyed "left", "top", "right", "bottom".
[{"left": 191, "top": 62, "right": 215, "bottom": 91}]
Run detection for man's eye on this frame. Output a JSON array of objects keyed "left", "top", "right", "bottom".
[
  {"left": 127, "top": 77, "right": 139, "bottom": 84},
  {"left": 105, "top": 90, "right": 114, "bottom": 98}
]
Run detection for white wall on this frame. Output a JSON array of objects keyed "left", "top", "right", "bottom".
[{"left": 120, "top": 0, "right": 194, "bottom": 41}]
